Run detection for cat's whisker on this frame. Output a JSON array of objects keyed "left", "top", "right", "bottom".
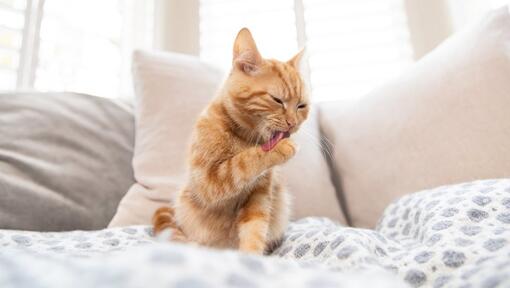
[
  {"left": 298, "top": 129, "right": 321, "bottom": 148},
  {"left": 249, "top": 122, "right": 264, "bottom": 146},
  {"left": 295, "top": 129, "right": 327, "bottom": 158},
  {"left": 298, "top": 128, "right": 335, "bottom": 161},
  {"left": 319, "top": 134, "right": 336, "bottom": 161},
  {"left": 247, "top": 129, "right": 257, "bottom": 146},
  {"left": 300, "top": 127, "right": 335, "bottom": 159}
]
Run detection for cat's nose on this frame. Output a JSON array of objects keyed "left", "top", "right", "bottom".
[{"left": 286, "top": 119, "right": 296, "bottom": 129}]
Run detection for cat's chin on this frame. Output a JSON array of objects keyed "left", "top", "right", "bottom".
[{"left": 261, "top": 131, "right": 290, "bottom": 152}]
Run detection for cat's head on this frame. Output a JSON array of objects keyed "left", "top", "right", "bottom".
[{"left": 222, "top": 28, "right": 309, "bottom": 147}]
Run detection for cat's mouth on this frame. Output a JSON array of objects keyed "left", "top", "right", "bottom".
[{"left": 261, "top": 131, "right": 290, "bottom": 152}]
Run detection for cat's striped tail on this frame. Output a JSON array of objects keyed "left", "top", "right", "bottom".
[{"left": 152, "top": 206, "right": 187, "bottom": 242}]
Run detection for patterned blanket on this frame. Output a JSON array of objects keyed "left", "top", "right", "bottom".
[{"left": 1, "top": 179, "right": 510, "bottom": 287}]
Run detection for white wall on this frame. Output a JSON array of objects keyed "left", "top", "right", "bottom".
[
  {"left": 405, "top": 0, "right": 453, "bottom": 60},
  {"left": 154, "top": 0, "right": 200, "bottom": 55}
]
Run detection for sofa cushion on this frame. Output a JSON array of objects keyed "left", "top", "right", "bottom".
[
  {"left": 0, "top": 92, "right": 135, "bottom": 231},
  {"left": 320, "top": 7, "right": 510, "bottom": 228},
  {"left": 109, "top": 50, "right": 347, "bottom": 227}
]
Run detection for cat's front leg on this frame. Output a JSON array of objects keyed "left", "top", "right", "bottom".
[
  {"left": 192, "top": 139, "right": 296, "bottom": 205},
  {"left": 237, "top": 183, "right": 272, "bottom": 254},
  {"left": 236, "top": 138, "right": 297, "bottom": 179}
]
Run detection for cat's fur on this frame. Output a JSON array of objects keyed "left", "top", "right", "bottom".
[{"left": 152, "top": 28, "right": 309, "bottom": 254}]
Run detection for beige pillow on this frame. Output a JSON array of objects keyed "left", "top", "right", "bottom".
[
  {"left": 320, "top": 7, "right": 510, "bottom": 228},
  {"left": 109, "top": 50, "right": 346, "bottom": 227},
  {"left": 108, "top": 50, "right": 222, "bottom": 227}
]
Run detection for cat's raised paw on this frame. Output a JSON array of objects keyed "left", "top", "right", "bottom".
[{"left": 273, "top": 138, "right": 297, "bottom": 163}]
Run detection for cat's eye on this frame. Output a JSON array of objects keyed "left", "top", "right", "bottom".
[
  {"left": 297, "top": 103, "right": 307, "bottom": 109},
  {"left": 270, "top": 95, "right": 284, "bottom": 105}
]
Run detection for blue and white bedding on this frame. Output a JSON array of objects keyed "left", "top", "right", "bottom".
[{"left": 2, "top": 179, "right": 510, "bottom": 288}]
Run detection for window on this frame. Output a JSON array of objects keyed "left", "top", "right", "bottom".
[
  {"left": 36, "top": 0, "right": 154, "bottom": 98},
  {"left": 0, "top": 0, "right": 27, "bottom": 90},
  {"left": 199, "top": 0, "right": 298, "bottom": 72},
  {"left": 199, "top": 0, "right": 413, "bottom": 102},
  {"left": 0, "top": 0, "right": 154, "bottom": 98},
  {"left": 303, "top": 0, "right": 413, "bottom": 101}
]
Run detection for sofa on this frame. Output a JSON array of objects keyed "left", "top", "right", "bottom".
[{"left": 0, "top": 7, "right": 509, "bottom": 288}]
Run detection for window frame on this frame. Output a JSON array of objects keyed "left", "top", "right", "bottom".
[
  {"left": 16, "top": 0, "right": 44, "bottom": 90},
  {"left": 8, "top": 0, "right": 155, "bottom": 97},
  {"left": 196, "top": 0, "right": 415, "bottom": 102}
]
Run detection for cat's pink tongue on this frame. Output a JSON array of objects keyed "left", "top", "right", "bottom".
[{"left": 262, "top": 131, "right": 287, "bottom": 152}]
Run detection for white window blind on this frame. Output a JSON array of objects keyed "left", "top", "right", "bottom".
[
  {"left": 199, "top": 0, "right": 298, "bottom": 72},
  {"left": 0, "top": 0, "right": 27, "bottom": 90},
  {"left": 302, "top": 0, "right": 413, "bottom": 101},
  {"left": 35, "top": 0, "right": 154, "bottom": 98},
  {"left": 0, "top": 0, "right": 154, "bottom": 97},
  {"left": 198, "top": 0, "right": 413, "bottom": 102}
]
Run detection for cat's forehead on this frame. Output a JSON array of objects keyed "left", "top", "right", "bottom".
[{"left": 262, "top": 60, "right": 305, "bottom": 100}]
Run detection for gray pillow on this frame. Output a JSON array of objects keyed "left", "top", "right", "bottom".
[{"left": 0, "top": 92, "right": 135, "bottom": 231}]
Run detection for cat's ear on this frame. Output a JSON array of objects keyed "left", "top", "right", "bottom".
[
  {"left": 233, "top": 28, "right": 262, "bottom": 75},
  {"left": 287, "top": 48, "right": 305, "bottom": 69}
]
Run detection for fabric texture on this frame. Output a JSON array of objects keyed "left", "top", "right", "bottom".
[
  {"left": 109, "top": 50, "right": 346, "bottom": 227},
  {"left": 320, "top": 7, "right": 510, "bottom": 227},
  {"left": 2, "top": 179, "right": 510, "bottom": 287},
  {"left": 0, "top": 245, "right": 404, "bottom": 288},
  {"left": 275, "top": 178, "right": 510, "bottom": 287},
  {"left": 0, "top": 92, "right": 135, "bottom": 231}
]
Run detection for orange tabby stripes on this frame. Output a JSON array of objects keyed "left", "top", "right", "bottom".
[{"left": 152, "top": 28, "right": 309, "bottom": 254}]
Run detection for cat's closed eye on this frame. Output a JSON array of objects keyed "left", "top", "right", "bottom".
[
  {"left": 297, "top": 103, "right": 307, "bottom": 109},
  {"left": 270, "top": 95, "right": 284, "bottom": 106}
]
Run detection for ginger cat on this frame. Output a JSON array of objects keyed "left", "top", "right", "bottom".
[{"left": 152, "top": 28, "right": 309, "bottom": 254}]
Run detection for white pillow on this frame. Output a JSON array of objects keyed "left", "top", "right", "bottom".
[
  {"left": 109, "top": 50, "right": 347, "bottom": 227},
  {"left": 320, "top": 7, "right": 510, "bottom": 228}
]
